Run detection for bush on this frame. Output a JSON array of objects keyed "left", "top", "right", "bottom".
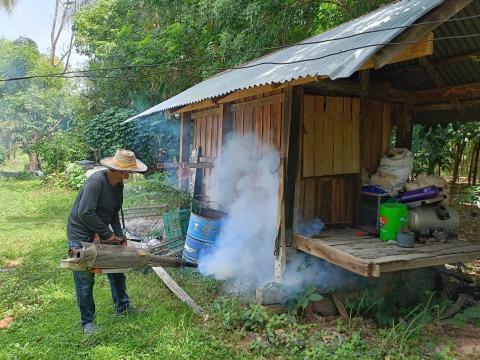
[
  {"left": 36, "top": 132, "right": 89, "bottom": 174},
  {"left": 66, "top": 164, "right": 87, "bottom": 190}
]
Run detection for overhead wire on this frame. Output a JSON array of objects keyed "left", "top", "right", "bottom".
[{"left": 1, "top": 13, "right": 480, "bottom": 82}]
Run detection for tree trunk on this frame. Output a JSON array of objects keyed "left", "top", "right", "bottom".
[
  {"left": 452, "top": 143, "right": 465, "bottom": 183},
  {"left": 472, "top": 141, "right": 480, "bottom": 186},
  {"left": 468, "top": 143, "right": 476, "bottom": 185},
  {"left": 28, "top": 152, "right": 41, "bottom": 172}
]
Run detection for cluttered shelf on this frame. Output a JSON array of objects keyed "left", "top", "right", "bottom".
[{"left": 292, "top": 229, "right": 480, "bottom": 278}]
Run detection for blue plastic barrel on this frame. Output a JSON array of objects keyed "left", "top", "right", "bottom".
[{"left": 182, "top": 208, "right": 224, "bottom": 264}]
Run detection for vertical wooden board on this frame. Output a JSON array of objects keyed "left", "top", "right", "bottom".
[
  {"left": 262, "top": 104, "right": 271, "bottom": 145},
  {"left": 198, "top": 117, "right": 204, "bottom": 155},
  {"left": 361, "top": 100, "right": 374, "bottom": 172},
  {"left": 244, "top": 105, "right": 254, "bottom": 134},
  {"left": 253, "top": 105, "right": 262, "bottom": 144},
  {"left": 206, "top": 115, "right": 212, "bottom": 158},
  {"left": 303, "top": 95, "right": 315, "bottom": 177},
  {"left": 330, "top": 97, "right": 344, "bottom": 175},
  {"left": 296, "top": 178, "right": 306, "bottom": 222},
  {"left": 303, "top": 178, "right": 316, "bottom": 221},
  {"left": 318, "top": 178, "right": 332, "bottom": 223},
  {"left": 372, "top": 102, "right": 384, "bottom": 169},
  {"left": 351, "top": 98, "right": 361, "bottom": 173},
  {"left": 382, "top": 102, "right": 392, "bottom": 155},
  {"left": 273, "top": 101, "right": 283, "bottom": 152},
  {"left": 342, "top": 97, "right": 352, "bottom": 174},
  {"left": 322, "top": 97, "right": 335, "bottom": 176},
  {"left": 331, "top": 178, "right": 340, "bottom": 223},
  {"left": 212, "top": 114, "right": 218, "bottom": 159},
  {"left": 313, "top": 96, "right": 324, "bottom": 176},
  {"left": 218, "top": 104, "right": 225, "bottom": 156}
]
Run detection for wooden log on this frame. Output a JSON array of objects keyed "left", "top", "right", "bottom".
[
  {"left": 152, "top": 266, "right": 206, "bottom": 317},
  {"left": 64, "top": 243, "right": 197, "bottom": 270}
]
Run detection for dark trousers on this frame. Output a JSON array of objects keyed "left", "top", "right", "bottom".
[{"left": 73, "top": 271, "right": 130, "bottom": 326}]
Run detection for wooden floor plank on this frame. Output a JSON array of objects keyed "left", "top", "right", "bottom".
[{"left": 292, "top": 229, "right": 480, "bottom": 278}]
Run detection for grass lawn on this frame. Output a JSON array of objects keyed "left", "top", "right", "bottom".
[
  {"left": 0, "top": 152, "right": 29, "bottom": 172},
  {"left": 0, "top": 178, "right": 475, "bottom": 359}
]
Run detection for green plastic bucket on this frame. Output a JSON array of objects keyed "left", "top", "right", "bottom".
[{"left": 379, "top": 203, "right": 409, "bottom": 241}]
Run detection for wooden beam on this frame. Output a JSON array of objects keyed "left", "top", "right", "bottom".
[
  {"left": 217, "top": 76, "right": 317, "bottom": 104},
  {"left": 229, "top": 93, "right": 285, "bottom": 112},
  {"left": 418, "top": 57, "right": 465, "bottom": 113},
  {"left": 414, "top": 82, "right": 480, "bottom": 104},
  {"left": 191, "top": 108, "right": 219, "bottom": 119},
  {"left": 359, "top": 32, "right": 433, "bottom": 71},
  {"left": 176, "top": 99, "right": 217, "bottom": 114},
  {"left": 157, "top": 162, "right": 214, "bottom": 169},
  {"left": 304, "top": 79, "right": 412, "bottom": 103},
  {"left": 373, "top": 0, "right": 473, "bottom": 69},
  {"left": 151, "top": 266, "right": 206, "bottom": 317},
  {"left": 415, "top": 99, "right": 480, "bottom": 112}
]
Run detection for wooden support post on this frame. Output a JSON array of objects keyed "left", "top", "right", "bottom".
[
  {"left": 395, "top": 103, "right": 414, "bottom": 150},
  {"left": 179, "top": 112, "right": 191, "bottom": 190},
  {"left": 274, "top": 88, "right": 292, "bottom": 281},
  {"left": 373, "top": 0, "right": 473, "bottom": 69},
  {"left": 285, "top": 86, "right": 303, "bottom": 245}
]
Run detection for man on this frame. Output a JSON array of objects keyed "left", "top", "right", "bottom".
[{"left": 67, "top": 149, "right": 147, "bottom": 335}]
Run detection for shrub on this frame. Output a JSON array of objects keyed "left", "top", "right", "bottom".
[
  {"left": 67, "top": 164, "right": 87, "bottom": 190},
  {"left": 36, "top": 132, "right": 89, "bottom": 174}
]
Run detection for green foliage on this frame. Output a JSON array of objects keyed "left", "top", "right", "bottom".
[
  {"left": 452, "top": 184, "right": 480, "bottom": 205},
  {"left": 292, "top": 284, "right": 323, "bottom": 313},
  {"left": 82, "top": 107, "right": 137, "bottom": 160},
  {"left": 241, "top": 304, "right": 269, "bottom": 331},
  {"left": 73, "top": 0, "right": 394, "bottom": 111},
  {"left": 67, "top": 164, "right": 87, "bottom": 190},
  {"left": 448, "top": 306, "right": 480, "bottom": 328},
  {"left": 124, "top": 172, "right": 192, "bottom": 209},
  {"left": 36, "top": 132, "right": 89, "bottom": 174}
]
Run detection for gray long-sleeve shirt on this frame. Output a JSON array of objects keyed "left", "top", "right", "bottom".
[{"left": 67, "top": 170, "right": 123, "bottom": 242}]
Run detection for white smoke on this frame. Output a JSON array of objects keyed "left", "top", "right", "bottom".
[{"left": 199, "top": 133, "right": 280, "bottom": 289}]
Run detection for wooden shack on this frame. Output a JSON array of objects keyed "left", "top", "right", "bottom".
[{"left": 128, "top": 0, "right": 480, "bottom": 277}]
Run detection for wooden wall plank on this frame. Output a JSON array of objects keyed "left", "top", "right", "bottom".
[
  {"left": 303, "top": 95, "right": 315, "bottom": 177},
  {"left": 313, "top": 96, "right": 324, "bottom": 176},
  {"left": 262, "top": 104, "right": 271, "bottom": 145},
  {"left": 352, "top": 98, "right": 361, "bottom": 173},
  {"left": 382, "top": 102, "right": 392, "bottom": 155},
  {"left": 272, "top": 101, "right": 282, "bottom": 151}
]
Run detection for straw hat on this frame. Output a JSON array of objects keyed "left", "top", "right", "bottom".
[{"left": 100, "top": 149, "right": 147, "bottom": 172}]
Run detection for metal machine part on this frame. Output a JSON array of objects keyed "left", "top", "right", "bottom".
[{"left": 408, "top": 206, "right": 460, "bottom": 240}]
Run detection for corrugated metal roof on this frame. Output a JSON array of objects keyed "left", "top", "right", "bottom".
[{"left": 128, "top": 0, "right": 444, "bottom": 121}]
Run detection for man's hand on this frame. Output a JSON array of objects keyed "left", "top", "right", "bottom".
[{"left": 102, "top": 233, "right": 126, "bottom": 245}]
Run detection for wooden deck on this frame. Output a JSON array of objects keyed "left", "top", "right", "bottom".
[{"left": 292, "top": 229, "right": 480, "bottom": 277}]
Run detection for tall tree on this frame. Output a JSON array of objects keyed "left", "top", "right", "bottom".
[{"left": 0, "top": 0, "right": 17, "bottom": 14}]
